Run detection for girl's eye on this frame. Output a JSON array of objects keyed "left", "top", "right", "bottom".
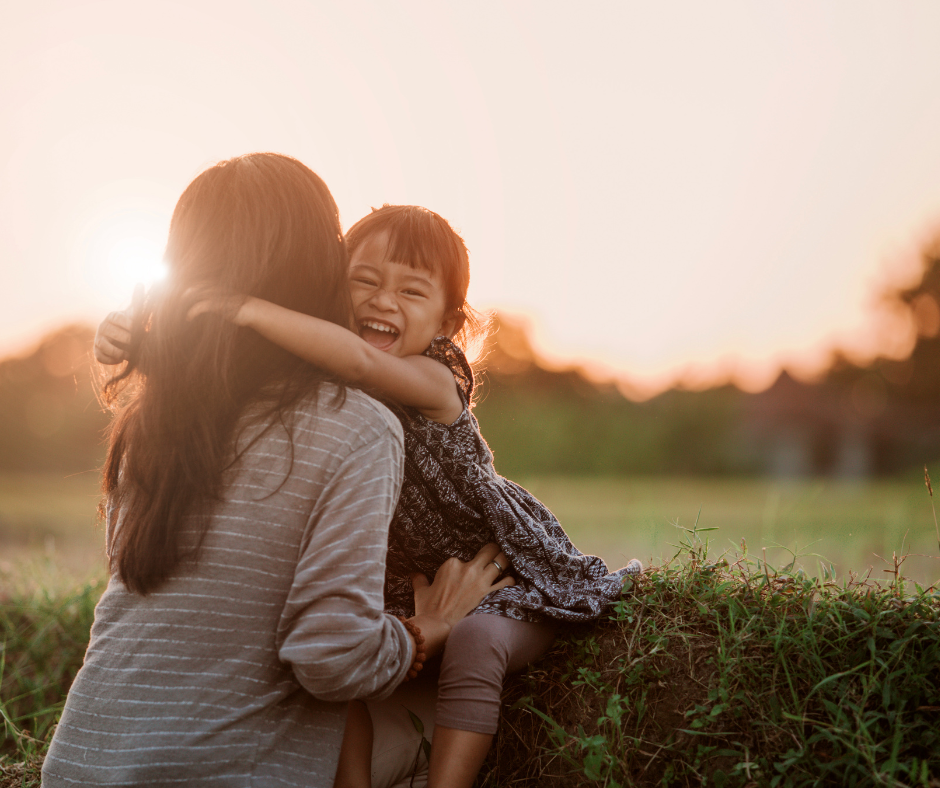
[
  {"left": 352, "top": 277, "right": 377, "bottom": 287},
  {"left": 403, "top": 289, "right": 425, "bottom": 297}
]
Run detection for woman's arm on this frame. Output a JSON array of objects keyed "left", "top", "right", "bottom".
[
  {"left": 276, "top": 415, "right": 511, "bottom": 702},
  {"left": 206, "top": 296, "right": 463, "bottom": 422}
]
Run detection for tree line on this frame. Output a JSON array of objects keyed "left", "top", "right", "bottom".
[{"left": 2, "top": 247, "right": 938, "bottom": 477}]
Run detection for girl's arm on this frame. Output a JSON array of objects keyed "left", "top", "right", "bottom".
[{"left": 204, "top": 296, "right": 464, "bottom": 423}]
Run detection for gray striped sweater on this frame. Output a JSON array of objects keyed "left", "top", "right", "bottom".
[{"left": 42, "top": 387, "right": 411, "bottom": 787}]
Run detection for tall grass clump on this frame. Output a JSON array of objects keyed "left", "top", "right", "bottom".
[
  {"left": 0, "top": 579, "right": 103, "bottom": 786},
  {"left": 480, "top": 526, "right": 940, "bottom": 787}
]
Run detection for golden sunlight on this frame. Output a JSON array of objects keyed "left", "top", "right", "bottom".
[
  {"left": 80, "top": 212, "right": 169, "bottom": 305},
  {"left": 107, "top": 236, "right": 166, "bottom": 287}
]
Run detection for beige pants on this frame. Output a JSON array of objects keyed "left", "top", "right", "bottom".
[
  {"left": 366, "top": 672, "right": 439, "bottom": 788},
  {"left": 365, "top": 615, "right": 556, "bottom": 787}
]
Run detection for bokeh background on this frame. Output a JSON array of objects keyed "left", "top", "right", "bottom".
[{"left": 2, "top": 0, "right": 940, "bottom": 589}]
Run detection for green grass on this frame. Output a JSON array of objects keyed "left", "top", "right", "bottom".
[
  {"left": 1, "top": 473, "right": 939, "bottom": 786},
  {"left": 0, "top": 580, "right": 103, "bottom": 785},
  {"left": 1, "top": 538, "right": 938, "bottom": 787},
  {"left": 484, "top": 528, "right": 940, "bottom": 787}
]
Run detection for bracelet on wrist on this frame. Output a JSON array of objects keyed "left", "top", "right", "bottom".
[{"left": 397, "top": 616, "right": 427, "bottom": 681}]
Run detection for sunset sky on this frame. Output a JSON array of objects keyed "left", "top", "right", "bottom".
[{"left": 5, "top": 1, "right": 940, "bottom": 397}]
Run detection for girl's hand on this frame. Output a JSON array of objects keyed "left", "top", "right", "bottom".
[
  {"left": 94, "top": 284, "right": 144, "bottom": 365},
  {"left": 94, "top": 310, "right": 133, "bottom": 365},
  {"left": 408, "top": 543, "right": 514, "bottom": 659},
  {"left": 185, "top": 288, "right": 250, "bottom": 325}
]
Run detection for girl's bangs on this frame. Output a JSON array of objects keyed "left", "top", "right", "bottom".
[{"left": 382, "top": 221, "right": 452, "bottom": 273}]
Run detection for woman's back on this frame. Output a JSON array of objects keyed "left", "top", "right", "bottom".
[{"left": 42, "top": 388, "right": 411, "bottom": 788}]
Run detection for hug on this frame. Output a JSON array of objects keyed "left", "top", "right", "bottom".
[{"left": 42, "top": 152, "right": 640, "bottom": 788}]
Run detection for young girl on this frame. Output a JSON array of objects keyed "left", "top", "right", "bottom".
[{"left": 96, "top": 204, "right": 641, "bottom": 788}]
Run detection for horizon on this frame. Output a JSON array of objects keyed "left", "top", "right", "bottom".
[{"left": 3, "top": 301, "right": 927, "bottom": 405}]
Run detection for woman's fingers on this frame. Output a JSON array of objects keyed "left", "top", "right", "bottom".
[
  {"left": 471, "top": 543, "right": 500, "bottom": 562},
  {"left": 493, "top": 575, "right": 516, "bottom": 591},
  {"left": 413, "top": 552, "right": 503, "bottom": 628},
  {"left": 464, "top": 544, "right": 512, "bottom": 582},
  {"left": 469, "top": 543, "right": 504, "bottom": 570},
  {"left": 479, "top": 547, "right": 511, "bottom": 580}
]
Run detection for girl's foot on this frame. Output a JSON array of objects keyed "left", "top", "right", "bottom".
[{"left": 625, "top": 558, "right": 643, "bottom": 574}]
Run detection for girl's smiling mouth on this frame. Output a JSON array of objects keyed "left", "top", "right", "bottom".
[{"left": 359, "top": 319, "right": 400, "bottom": 351}]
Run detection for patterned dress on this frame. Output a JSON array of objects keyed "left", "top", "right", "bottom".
[{"left": 383, "top": 337, "right": 640, "bottom": 623}]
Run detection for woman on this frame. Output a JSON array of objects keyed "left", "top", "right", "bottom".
[{"left": 42, "top": 153, "right": 512, "bottom": 788}]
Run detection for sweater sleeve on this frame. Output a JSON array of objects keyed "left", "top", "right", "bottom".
[{"left": 276, "top": 427, "right": 414, "bottom": 703}]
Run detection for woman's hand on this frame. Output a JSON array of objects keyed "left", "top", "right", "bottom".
[{"left": 408, "top": 543, "right": 514, "bottom": 659}]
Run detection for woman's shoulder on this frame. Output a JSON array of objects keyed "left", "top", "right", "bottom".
[
  {"left": 334, "top": 386, "right": 405, "bottom": 444},
  {"left": 301, "top": 384, "right": 404, "bottom": 451},
  {"left": 240, "top": 384, "right": 403, "bottom": 464}
]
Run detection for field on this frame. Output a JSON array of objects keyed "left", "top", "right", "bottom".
[
  {"left": 1, "top": 472, "right": 939, "bottom": 786},
  {"left": 1, "top": 472, "right": 938, "bottom": 591},
  {"left": 0, "top": 473, "right": 106, "bottom": 595},
  {"left": 521, "top": 474, "right": 940, "bottom": 590}
]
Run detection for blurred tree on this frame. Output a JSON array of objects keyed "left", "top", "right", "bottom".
[
  {"left": 5, "top": 266, "right": 938, "bottom": 481},
  {"left": 0, "top": 325, "right": 109, "bottom": 472},
  {"left": 879, "top": 238, "right": 940, "bottom": 405},
  {"left": 474, "top": 313, "right": 752, "bottom": 478},
  {"left": 747, "top": 239, "right": 940, "bottom": 478}
]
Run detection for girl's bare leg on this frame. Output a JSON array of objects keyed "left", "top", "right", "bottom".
[
  {"left": 427, "top": 726, "right": 492, "bottom": 788},
  {"left": 334, "top": 700, "right": 373, "bottom": 788}
]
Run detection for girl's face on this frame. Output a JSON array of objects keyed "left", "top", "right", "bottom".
[{"left": 348, "top": 230, "right": 460, "bottom": 357}]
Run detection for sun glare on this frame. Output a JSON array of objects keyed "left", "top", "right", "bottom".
[
  {"left": 106, "top": 236, "right": 167, "bottom": 291},
  {"left": 78, "top": 206, "right": 171, "bottom": 306}
]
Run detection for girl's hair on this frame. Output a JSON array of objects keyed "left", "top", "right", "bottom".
[
  {"left": 102, "top": 153, "right": 353, "bottom": 595},
  {"left": 345, "top": 205, "right": 490, "bottom": 358}
]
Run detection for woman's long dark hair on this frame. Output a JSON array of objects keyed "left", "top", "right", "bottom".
[{"left": 102, "top": 153, "right": 353, "bottom": 595}]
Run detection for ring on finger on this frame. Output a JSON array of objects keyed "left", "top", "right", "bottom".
[{"left": 490, "top": 558, "right": 504, "bottom": 573}]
